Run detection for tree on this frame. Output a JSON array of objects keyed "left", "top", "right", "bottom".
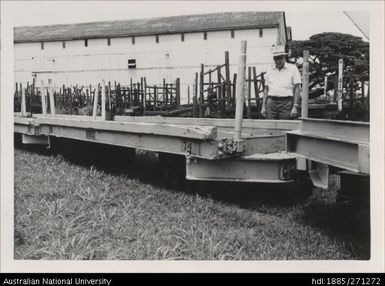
[{"left": 287, "top": 32, "right": 369, "bottom": 99}]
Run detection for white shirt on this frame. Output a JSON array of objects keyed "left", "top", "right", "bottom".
[{"left": 265, "top": 62, "right": 301, "bottom": 97}]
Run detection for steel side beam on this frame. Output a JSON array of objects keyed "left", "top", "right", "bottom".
[
  {"left": 287, "top": 131, "right": 369, "bottom": 174},
  {"left": 37, "top": 124, "right": 218, "bottom": 159},
  {"left": 186, "top": 156, "right": 296, "bottom": 183},
  {"left": 299, "top": 118, "right": 369, "bottom": 144}
]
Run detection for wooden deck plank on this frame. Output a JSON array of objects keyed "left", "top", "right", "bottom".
[{"left": 35, "top": 116, "right": 217, "bottom": 140}]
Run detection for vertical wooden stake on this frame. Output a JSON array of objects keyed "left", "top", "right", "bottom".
[
  {"left": 199, "top": 64, "right": 204, "bottom": 117},
  {"left": 108, "top": 81, "right": 112, "bottom": 111},
  {"left": 154, "top": 85, "right": 157, "bottom": 111},
  {"left": 41, "top": 87, "right": 47, "bottom": 116},
  {"left": 217, "top": 65, "right": 223, "bottom": 114},
  {"left": 193, "top": 73, "right": 198, "bottom": 117},
  {"left": 252, "top": 67, "right": 259, "bottom": 113},
  {"left": 101, "top": 80, "right": 106, "bottom": 120},
  {"left": 301, "top": 50, "right": 310, "bottom": 118},
  {"left": 176, "top": 78, "right": 180, "bottom": 107},
  {"left": 234, "top": 41, "right": 247, "bottom": 141},
  {"left": 187, "top": 86, "right": 190, "bottom": 104},
  {"left": 92, "top": 85, "right": 98, "bottom": 119},
  {"left": 246, "top": 66, "right": 251, "bottom": 119},
  {"left": 49, "top": 82, "right": 55, "bottom": 115},
  {"left": 232, "top": 73, "right": 237, "bottom": 107},
  {"left": 143, "top": 77, "right": 147, "bottom": 114},
  {"left": 31, "top": 79, "right": 35, "bottom": 116},
  {"left": 21, "top": 83, "right": 26, "bottom": 117},
  {"left": 225, "top": 51, "right": 231, "bottom": 111}
]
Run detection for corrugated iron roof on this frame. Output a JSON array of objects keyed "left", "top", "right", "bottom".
[{"left": 14, "top": 11, "right": 284, "bottom": 43}]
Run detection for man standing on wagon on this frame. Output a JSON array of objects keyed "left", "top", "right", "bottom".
[{"left": 261, "top": 45, "right": 302, "bottom": 119}]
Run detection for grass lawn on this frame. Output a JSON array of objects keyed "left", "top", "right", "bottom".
[{"left": 14, "top": 144, "right": 370, "bottom": 260}]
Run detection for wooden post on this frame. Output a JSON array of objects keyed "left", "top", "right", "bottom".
[
  {"left": 15, "top": 83, "right": 18, "bottom": 112},
  {"left": 187, "top": 86, "right": 190, "bottom": 104},
  {"left": 176, "top": 78, "right": 180, "bottom": 107},
  {"left": 143, "top": 77, "right": 147, "bottom": 114},
  {"left": 154, "top": 85, "right": 157, "bottom": 111},
  {"left": 41, "top": 87, "right": 47, "bottom": 116},
  {"left": 199, "top": 64, "right": 204, "bottom": 117},
  {"left": 246, "top": 66, "right": 251, "bottom": 118},
  {"left": 232, "top": 73, "right": 237, "bottom": 107},
  {"left": 225, "top": 51, "right": 231, "bottom": 111},
  {"left": 21, "top": 83, "right": 26, "bottom": 117},
  {"left": 208, "top": 69, "right": 212, "bottom": 84},
  {"left": 92, "top": 85, "right": 98, "bottom": 119},
  {"left": 217, "top": 65, "right": 223, "bottom": 114},
  {"left": 108, "top": 81, "right": 112, "bottom": 111},
  {"left": 301, "top": 50, "right": 310, "bottom": 118},
  {"left": 31, "top": 79, "right": 35, "bottom": 116},
  {"left": 252, "top": 67, "right": 260, "bottom": 114},
  {"left": 163, "top": 78, "right": 168, "bottom": 106},
  {"left": 140, "top": 77, "right": 144, "bottom": 109},
  {"left": 193, "top": 73, "right": 198, "bottom": 117},
  {"left": 68, "top": 87, "right": 72, "bottom": 115},
  {"left": 101, "top": 80, "right": 106, "bottom": 120},
  {"left": 234, "top": 41, "right": 247, "bottom": 141},
  {"left": 49, "top": 82, "right": 55, "bottom": 115}
]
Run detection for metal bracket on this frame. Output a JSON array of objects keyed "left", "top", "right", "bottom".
[
  {"left": 217, "top": 138, "right": 245, "bottom": 156},
  {"left": 22, "top": 134, "right": 49, "bottom": 145},
  {"left": 308, "top": 162, "right": 329, "bottom": 190}
]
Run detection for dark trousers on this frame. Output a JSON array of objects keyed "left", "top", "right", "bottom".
[{"left": 266, "top": 96, "right": 293, "bottom": 119}]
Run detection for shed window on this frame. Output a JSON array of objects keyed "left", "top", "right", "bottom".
[
  {"left": 41, "top": 42, "right": 44, "bottom": 50},
  {"left": 62, "top": 41, "right": 66, "bottom": 49},
  {"left": 231, "top": 30, "right": 235, "bottom": 38},
  {"left": 132, "top": 37, "right": 135, "bottom": 45},
  {"left": 107, "top": 38, "right": 111, "bottom": 46},
  {"left": 84, "top": 39, "right": 88, "bottom": 47},
  {"left": 128, "top": 59, "right": 136, "bottom": 69},
  {"left": 181, "top": 33, "right": 185, "bottom": 42},
  {"left": 203, "top": 32, "right": 207, "bottom": 40},
  {"left": 156, "top": 35, "right": 159, "bottom": 43},
  {"left": 259, "top": 28, "right": 263, "bottom": 38}
]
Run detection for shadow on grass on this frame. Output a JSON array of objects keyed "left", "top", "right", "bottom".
[
  {"left": 15, "top": 135, "right": 311, "bottom": 208},
  {"left": 299, "top": 199, "right": 370, "bottom": 260},
  {"left": 14, "top": 135, "right": 370, "bottom": 259}
]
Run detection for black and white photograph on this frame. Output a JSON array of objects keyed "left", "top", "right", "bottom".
[{"left": 1, "top": 0, "right": 384, "bottom": 274}]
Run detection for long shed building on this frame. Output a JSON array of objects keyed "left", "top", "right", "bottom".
[{"left": 14, "top": 11, "right": 291, "bottom": 101}]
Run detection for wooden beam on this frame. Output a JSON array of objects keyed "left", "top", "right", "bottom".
[
  {"left": 114, "top": 115, "right": 299, "bottom": 130},
  {"left": 36, "top": 117, "right": 218, "bottom": 140}
]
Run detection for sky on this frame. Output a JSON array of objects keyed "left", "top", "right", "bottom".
[{"left": 2, "top": 1, "right": 370, "bottom": 41}]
